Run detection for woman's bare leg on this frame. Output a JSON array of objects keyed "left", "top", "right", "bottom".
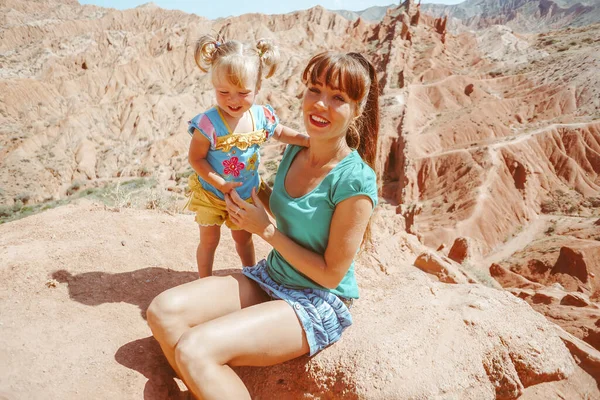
[
  {"left": 146, "top": 273, "right": 270, "bottom": 379},
  {"left": 197, "top": 225, "right": 221, "bottom": 277},
  {"left": 175, "top": 300, "right": 310, "bottom": 399},
  {"left": 230, "top": 229, "right": 255, "bottom": 267}
]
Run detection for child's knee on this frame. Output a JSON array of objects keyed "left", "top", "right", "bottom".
[
  {"left": 232, "top": 230, "right": 253, "bottom": 246},
  {"left": 199, "top": 231, "right": 221, "bottom": 249}
]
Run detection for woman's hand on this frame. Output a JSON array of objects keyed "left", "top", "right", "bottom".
[{"left": 225, "top": 188, "right": 274, "bottom": 239}]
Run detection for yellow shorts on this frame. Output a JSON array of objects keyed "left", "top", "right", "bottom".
[{"left": 186, "top": 174, "right": 261, "bottom": 230}]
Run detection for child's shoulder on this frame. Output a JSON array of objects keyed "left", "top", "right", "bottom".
[
  {"left": 251, "top": 104, "right": 279, "bottom": 131},
  {"left": 251, "top": 104, "right": 275, "bottom": 116},
  {"left": 188, "top": 107, "right": 223, "bottom": 139},
  {"left": 191, "top": 106, "right": 219, "bottom": 121}
]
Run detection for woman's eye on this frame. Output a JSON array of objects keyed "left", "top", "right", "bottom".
[
  {"left": 309, "top": 87, "right": 320, "bottom": 94},
  {"left": 334, "top": 95, "right": 346, "bottom": 102}
]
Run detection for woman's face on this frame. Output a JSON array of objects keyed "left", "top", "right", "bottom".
[{"left": 302, "top": 76, "right": 356, "bottom": 141}]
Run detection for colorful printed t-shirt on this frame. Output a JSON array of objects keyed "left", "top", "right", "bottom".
[
  {"left": 266, "top": 144, "right": 378, "bottom": 299},
  {"left": 188, "top": 104, "right": 279, "bottom": 200}
]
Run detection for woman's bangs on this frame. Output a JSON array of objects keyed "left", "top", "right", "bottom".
[{"left": 305, "top": 54, "right": 364, "bottom": 101}]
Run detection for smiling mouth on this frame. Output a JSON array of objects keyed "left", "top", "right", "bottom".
[
  {"left": 228, "top": 106, "right": 242, "bottom": 111},
  {"left": 309, "top": 114, "right": 330, "bottom": 127}
]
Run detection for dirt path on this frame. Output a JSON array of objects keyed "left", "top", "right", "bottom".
[{"left": 481, "top": 215, "right": 551, "bottom": 266}]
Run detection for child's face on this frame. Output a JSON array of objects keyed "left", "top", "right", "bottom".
[
  {"left": 213, "top": 75, "right": 257, "bottom": 120},
  {"left": 302, "top": 77, "right": 355, "bottom": 141}
]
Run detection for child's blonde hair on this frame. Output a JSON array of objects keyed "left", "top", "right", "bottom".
[{"left": 194, "top": 35, "right": 280, "bottom": 91}]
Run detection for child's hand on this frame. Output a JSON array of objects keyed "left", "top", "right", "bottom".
[
  {"left": 302, "top": 133, "right": 310, "bottom": 148},
  {"left": 220, "top": 181, "right": 243, "bottom": 194}
]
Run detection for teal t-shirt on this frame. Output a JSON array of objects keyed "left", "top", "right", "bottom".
[{"left": 266, "top": 145, "right": 378, "bottom": 299}]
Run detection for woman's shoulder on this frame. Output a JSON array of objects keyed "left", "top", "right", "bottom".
[
  {"left": 338, "top": 151, "right": 376, "bottom": 180},
  {"left": 280, "top": 143, "right": 302, "bottom": 159},
  {"left": 330, "top": 151, "right": 378, "bottom": 206}
]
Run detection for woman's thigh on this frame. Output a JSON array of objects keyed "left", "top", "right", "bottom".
[
  {"left": 148, "top": 272, "right": 270, "bottom": 329},
  {"left": 177, "top": 300, "right": 310, "bottom": 367}
]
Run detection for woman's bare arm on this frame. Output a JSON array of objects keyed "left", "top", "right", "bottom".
[
  {"left": 257, "top": 183, "right": 273, "bottom": 216},
  {"left": 226, "top": 189, "right": 373, "bottom": 289}
]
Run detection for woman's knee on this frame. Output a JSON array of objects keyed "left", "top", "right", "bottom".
[
  {"left": 147, "top": 290, "right": 186, "bottom": 331},
  {"left": 175, "top": 326, "right": 219, "bottom": 371}
]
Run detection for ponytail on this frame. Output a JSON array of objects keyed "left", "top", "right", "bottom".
[
  {"left": 255, "top": 39, "right": 280, "bottom": 79},
  {"left": 194, "top": 34, "right": 222, "bottom": 73},
  {"left": 349, "top": 53, "right": 379, "bottom": 171}
]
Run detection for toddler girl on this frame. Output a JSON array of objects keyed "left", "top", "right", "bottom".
[{"left": 187, "top": 35, "right": 309, "bottom": 277}]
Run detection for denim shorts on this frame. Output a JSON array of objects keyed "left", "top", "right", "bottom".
[{"left": 242, "top": 260, "right": 353, "bottom": 356}]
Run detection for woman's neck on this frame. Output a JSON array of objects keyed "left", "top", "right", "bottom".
[{"left": 304, "top": 138, "right": 351, "bottom": 169}]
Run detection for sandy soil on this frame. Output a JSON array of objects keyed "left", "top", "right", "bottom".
[{"left": 0, "top": 199, "right": 273, "bottom": 399}]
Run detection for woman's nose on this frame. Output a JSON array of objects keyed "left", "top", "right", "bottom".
[{"left": 315, "top": 97, "right": 327, "bottom": 110}]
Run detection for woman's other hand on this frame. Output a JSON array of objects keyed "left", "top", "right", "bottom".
[{"left": 225, "top": 188, "right": 274, "bottom": 239}]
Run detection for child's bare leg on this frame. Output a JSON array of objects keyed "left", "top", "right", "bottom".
[
  {"left": 197, "top": 225, "right": 221, "bottom": 278},
  {"left": 231, "top": 229, "right": 255, "bottom": 267}
]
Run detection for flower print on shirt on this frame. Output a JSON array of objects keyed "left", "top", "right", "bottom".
[
  {"left": 246, "top": 153, "right": 258, "bottom": 171},
  {"left": 222, "top": 156, "right": 245, "bottom": 178}
]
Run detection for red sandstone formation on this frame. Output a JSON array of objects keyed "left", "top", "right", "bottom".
[{"left": 2, "top": 0, "right": 600, "bottom": 397}]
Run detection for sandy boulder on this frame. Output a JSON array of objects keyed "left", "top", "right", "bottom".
[
  {"left": 239, "top": 275, "right": 575, "bottom": 399},
  {"left": 414, "top": 250, "right": 474, "bottom": 283},
  {"left": 448, "top": 236, "right": 484, "bottom": 264}
]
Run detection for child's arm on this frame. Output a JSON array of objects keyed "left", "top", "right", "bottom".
[
  {"left": 188, "top": 129, "right": 241, "bottom": 194},
  {"left": 273, "top": 124, "right": 310, "bottom": 147}
]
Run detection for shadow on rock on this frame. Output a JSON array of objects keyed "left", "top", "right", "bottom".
[
  {"left": 51, "top": 267, "right": 198, "bottom": 318},
  {"left": 115, "top": 336, "right": 189, "bottom": 400}
]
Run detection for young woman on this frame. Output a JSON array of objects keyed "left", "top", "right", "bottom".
[{"left": 147, "top": 51, "right": 380, "bottom": 399}]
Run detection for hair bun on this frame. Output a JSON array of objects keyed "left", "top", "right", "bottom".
[{"left": 255, "top": 38, "right": 280, "bottom": 78}]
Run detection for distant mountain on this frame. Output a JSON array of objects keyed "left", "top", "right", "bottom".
[
  {"left": 332, "top": 0, "right": 600, "bottom": 32},
  {"left": 422, "top": 0, "right": 600, "bottom": 32},
  {"left": 331, "top": 4, "right": 395, "bottom": 21}
]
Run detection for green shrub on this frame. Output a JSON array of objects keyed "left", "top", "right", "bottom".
[
  {"left": 541, "top": 200, "right": 558, "bottom": 213},
  {"left": 66, "top": 181, "right": 82, "bottom": 196}
]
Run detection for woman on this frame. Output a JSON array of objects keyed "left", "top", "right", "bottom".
[{"left": 147, "top": 51, "right": 380, "bottom": 399}]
